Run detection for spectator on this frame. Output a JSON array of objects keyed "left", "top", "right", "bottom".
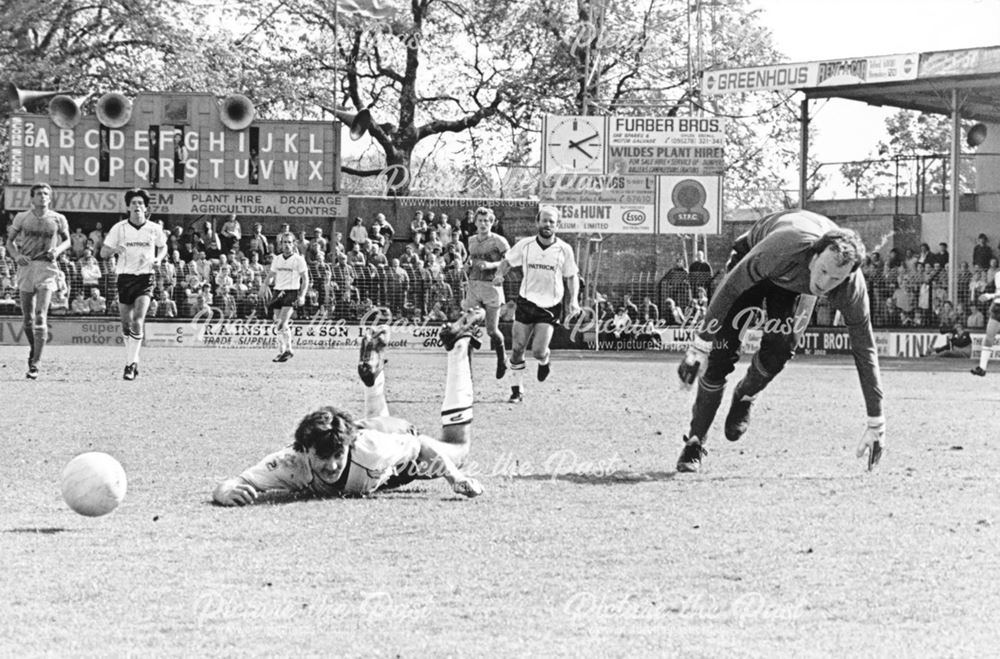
[
  {"left": 50, "top": 271, "right": 69, "bottom": 316},
  {"left": 330, "top": 231, "right": 345, "bottom": 257},
  {"left": 967, "top": 303, "right": 985, "bottom": 329},
  {"left": 446, "top": 233, "right": 467, "bottom": 262},
  {"left": 86, "top": 286, "right": 106, "bottom": 314},
  {"left": 972, "top": 234, "right": 994, "bottom": 270},
  {"left": 387, "top": 258, "right": 410, "bottom": 312},
  {"left": 883, "top": 295, "right": 903, "bottom": 326},
  {"left": 663, "top": 298, "right": 685, "bottom": 326},
  {"left": 70, "top": 227, "right": 88, "bottom": 258},
  {"left": 621, "top": 294, "right": 640, "bottom": 319},
  {"left": 70, "top": 291, "right": 88, "bottom": 314},
  {"left": 80, "top": 249, "right": 103, "bottom": 289},
  {"left": 246, "top": 252, "right": 266, "bottom": 286},
  {"left": 426, "top": 299, "right": 447, "bottom": 321},
  {"left": 886, "top": 247, "right": 903, "bottom": 270},
  {"left": 156, "top": 289, "right": 177, "bottom": 318},
  {"left": 202, "top": 224, "right": 222, "bottom": 260},
  {"left": 346, "top": 242, "right": 367, "bottom": 270},
  {"left": 611, "top": 306, "right": 631, "bottom": 340},
  {"left": 88, "top": 222, "right": 105, "bottom": 254},
  {"left": 348, "top": 217, "right": 369, "bottom": 251},
  {"left": 916, "top": 243, "right": 933, "bottom": 267},
  {"left": 927, "top": 320, "right": 972, "bottom": 358},
  {"left": 688, "top": 250, "right": 714, "bottom": 296},
  {"left": 436, "top": 213, "right": 454, "bottom": 245},
  {"left": 214, "top": 256, "right": 234, "bottom": 292},
  {"left": 933, "top": 242, "right": 949, "bottom": 268},
  {"left": 311, "top": 227, "right": 329, "bottom": 255},
  {"left": 409, "top": 211, "right": 428, "bottom": 245},
  {"left": 371, "top": 214, "right": 394, "bottom": 253},
  {"left": 641, "top": 295, "right": 659, "bottom": 323},
  {"left": 399, "top": 243, "right": 419, "bottom": 269},
  {"left": 662, "top": 258, "right": 692, "bottom": 310},
  {"left": 304, "top": 236, "right": 325, "bottom": 265},
  {"left": 459, "top": 209, "right": 476, "bottom": 247},
  {"left": 192, "top": 251, "right": 212, "bottom": 285},
  {"left": 220, "top": 214, "right": 242, "bottom": 255},
  {"left": 247, "top": 223, "right": 271, "bottom": 260},
  {"left": 221, "top": 287, "right": 237, "bottom": 319}
]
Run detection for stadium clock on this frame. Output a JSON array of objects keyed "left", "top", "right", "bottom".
[{"left": 543, "top": 116, "right": 607, "bottom": 175}]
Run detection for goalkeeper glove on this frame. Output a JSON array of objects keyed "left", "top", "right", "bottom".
[
  {"left": 677, "top": 336, "right": 713, "bottom": 389},
  {"left": 856, "top": 415, "right": 885, "bottom": 471}
]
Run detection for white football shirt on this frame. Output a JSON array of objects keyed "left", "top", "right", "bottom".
[
  {"left": 239, "top": 428, "right": 421, "bottom": 497},
  {"left": 103, "top": 219, "right": 167, "bottom": 275},
  {"left": 504, "top": 236, "right": 579, "bottom": 308},
  {"left": 270, "top": 253, "right": 308, "bottom": 291}
]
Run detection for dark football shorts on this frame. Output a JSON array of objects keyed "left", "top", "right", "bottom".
[
  {"left": 514, "top": 296, "right": 563, "bottom": 326},
  {"left": 990, "top": 300, "right": 1000, "bottom": 322},
  {"left": 268, "top": 289, "right": 299, "bottom": 311},
  {"left": 117, "top": 274, "right": 155, "bottom": 305}
]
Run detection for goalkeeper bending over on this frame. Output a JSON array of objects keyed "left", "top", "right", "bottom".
[
  {"left": 213, "top": 309, "right": 487, "bottom": 505},
  {"left": 675, "top": 210, "right": 885, "bottom": 473}
]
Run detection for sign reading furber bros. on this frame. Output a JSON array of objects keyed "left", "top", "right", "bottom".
[{"left": 5, "top": 92, "right": 347, "bottom": 217}]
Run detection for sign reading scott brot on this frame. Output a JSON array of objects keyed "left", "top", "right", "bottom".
[
  {"left": 3, "top": 187, "right": 348, "bottom": 218},
  {"left": 6, "top": 92, "right": 341, "bottom": 192},
  {"left": 700, "top": 53, "right": 918, "bottom": 95}
]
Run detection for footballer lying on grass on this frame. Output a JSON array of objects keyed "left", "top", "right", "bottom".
[{"left": 212, "top": 310, "right": 487, "bottom": 505}]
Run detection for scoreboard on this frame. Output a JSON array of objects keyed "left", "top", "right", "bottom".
[{"left": 6, "top": 92, "right": 341, "bottom": 193}]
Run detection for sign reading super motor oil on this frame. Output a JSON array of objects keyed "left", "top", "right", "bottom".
[{"left": 6, "top": 92, "right": 341, "bottom": 193}]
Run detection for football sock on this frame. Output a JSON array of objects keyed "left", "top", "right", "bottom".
[
  {"left": 490, "top": 333, "right": 505, "bottom": 360},
  {"left": 442, "top": 337, "right": 473, "bottom": 426},
  {"left": 689, "top": 377, "right": 726, "bottom": 440},
  {"left": 126, "top": 332, "right": 142, "bottom": 364},
  {"left": 981, "top": 320, "right": 999, "bottom": 370},
  {"left": 363, "top": 370, "right": 390, "bottom": 418},
  {"left": 24, "top": 320, "right": 35, "bottom": 363},
  {"left": 735, "top": 355, "right": 773, "bottom": 399},
  {"left": 32, "top": 324, "right": 46, "bottom": 364},
  {"left": 510, "top": 358, "right": 525, "bottom": 391},
  {"left": 283, "top": 327, "right": 293, "bottom": 352}
]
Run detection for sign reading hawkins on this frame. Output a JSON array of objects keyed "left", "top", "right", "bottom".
[{"left": 6, "top": 93, "right": 342, "bottom": 192}]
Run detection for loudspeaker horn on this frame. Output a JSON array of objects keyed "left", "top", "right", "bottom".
[
  {"left": 96, "top": 92, "right": 133, "bottom": 128},
  {"left": 220, "top": 93, "right": 255, "bottom": 130},
  {"left": 967, "top": 123, "right": 988, "bottom": 148},
  {"left": 349, "top": 108, "right": 372, "bottom": 141},
  {"left": 5, "top": 83, "right": 66, "bottom": 110},
  {"left": 49, "top": 93, "right": 91, "bottom": 129}
]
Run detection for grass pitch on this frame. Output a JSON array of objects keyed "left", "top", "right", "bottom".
[{"left": 1, "top": 345, "right": 998, "bottom": 657}]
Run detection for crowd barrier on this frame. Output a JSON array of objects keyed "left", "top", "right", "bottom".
[{"left": 0, "top": 316, "right": 984, "bottom": 359}]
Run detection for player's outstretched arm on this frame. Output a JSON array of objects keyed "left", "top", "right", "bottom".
[{"left": 212, "top": 477, "right": 259, "bottom": 506}]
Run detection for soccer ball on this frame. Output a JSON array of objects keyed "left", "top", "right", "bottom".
[{"left": 60, "top": 452, "right": 128, "bottom": 517}]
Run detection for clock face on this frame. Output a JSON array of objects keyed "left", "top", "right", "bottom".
[{"left": 544, "top": 116, "right": 606, "bottom": 175}]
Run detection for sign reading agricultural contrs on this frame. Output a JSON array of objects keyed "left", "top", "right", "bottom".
[
  {"left": 6, "top": 92, "right": 341, "bottom": 192},
  {"left": 3, "top": 186, "right": 348, "bottom": 218}
]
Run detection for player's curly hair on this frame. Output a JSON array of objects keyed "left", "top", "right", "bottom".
[
  {"left": 474, "top": 206, "right": 495, "bottom": 222},
  {"left": 124, "top": 187, "right": 150, "bottom": 207},
  {"left": 293, "top": 406, "right": 357, "bottom": 460},
  {"left": 811, "top": 229, "right": 866, "bottom": 272}
]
